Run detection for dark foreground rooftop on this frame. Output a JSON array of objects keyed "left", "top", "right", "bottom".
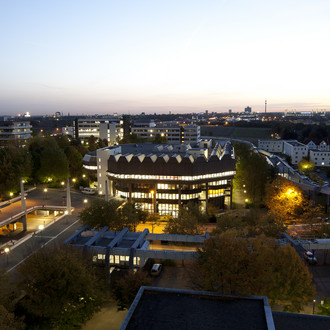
[
  {"left": 273, "top": 311, "right": 330, "bottom": 330},
  {"left": 120, "top": 287, "right": 274, "bottom": 330}
]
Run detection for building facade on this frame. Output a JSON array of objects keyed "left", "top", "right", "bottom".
[
  {"left": 74, "top": 117, "right": 123, "bottom": 145},
  {"left": 83, "top": 140, "right": 236, "bottom": 216},
  {"left": 131, "top": 121, "right": 200, "bottom": 144},
  {"left": 258, "top": 140, "right": 284, "bottom": 153},
  {"left": 309, "top": 150, "right": 330, "bottom": 167},
  {"left": 0, "top": 120, "right": 32, "bottom": 147},
  {"left": 283, "top": 141, "right": 308, "bottom": 165}
]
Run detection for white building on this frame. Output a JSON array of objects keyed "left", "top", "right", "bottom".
[
  {"left": 309, "top": 150, "right": 330, "bottom": 167},
  {"left": 74, "top": 117, "right": 123, "bottom": 145},
  {"left": 306, "top": 141, "right": 317, "bottom": 150},
  {"left": 0, "top": 120, "right": 32, "bottom": 147},
  {"left": 319, "top": 141, "right": 330, "bottom": 151},
  {"left": 131, "top": 121, "right": 200, "bottom": 144},
  {"left": 257, "top": 140, "right": 284, "bottom": 153},
  {"left": 283, "top": 141, "right": 308, "bottom": 165}
]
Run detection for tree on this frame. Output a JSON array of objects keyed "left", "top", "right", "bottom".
[
  {"left": 65, "top": 145, "right": 83, "bottom": 178},
  {"left": 38, "top": 146, "right": 70, "bottom": 181},
  {"left": 233, "top": 143, "right": 272, "bottom": 206},
  {"left": 79, "top": 199, "right": 122, "bottom": 229},
  {"left": 193, "top": 231, "right": 315, "bottom": 312},
  {"left": 0, "top": 145, "right": 31, "bottom": 199},
  {"left": 297, "top": 158, "right": 315, "bottom": 174},
  {"left": 119, "top": 134, "right": 144, "bottom": 144},
  {"left": 214, "top": 209, "right": 286, "bottom": 238},
  {"left": 114, "top": 270, "right": 151, "bottom": 310},
  {"left": 0, "top": 270, "right": 25, "bottom": 329},
  {"left": 265, "top": 176, "right": 324, "bottom": 225},
  {"left": 120, "top": 202, "right": 143, "bottom": 231},
  {"left": 164, "top": 203, "right": 206, "bottom": 235},
  {"left": 318, "top": 298, "right": 330, "bottom": 316},
  {"left": 264, "top": 176, "right": 304, "bottom": 223},
  {"left": 18, "top": 245, "right": 104, "bottom": 329},
  {"left": 152, "top": 134, "right": 167, "bottom": 144},
  {"left": 79, "top": 199, "right": 143, "bottom": 231},
  {"left": 29, "top": 136, "right": 70, "bottom": 182}
]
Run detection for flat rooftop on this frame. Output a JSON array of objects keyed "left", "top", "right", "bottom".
[
  {"left": 285, "top": 141, "right": 306, "bottom": 147},
  {"left": 121, "top": 287, "right": 273, "bottom": 330},
  {"left": 273, "top": 311, "right": 330, "bottom": 330}
]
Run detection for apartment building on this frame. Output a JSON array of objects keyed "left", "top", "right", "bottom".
[
  {"left": 131, "top": 121, "right": 200, "bottom": 144},
  {"left": 74, "top": 117, "right": 123, "bottom": 145},
  {"left": 257, "top": 140, "right": 284, "bottom": 153},
  {"left": 0, "top": 120, "right": 32, "bottom": 147}
]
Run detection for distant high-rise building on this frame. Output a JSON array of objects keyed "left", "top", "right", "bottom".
[
  {"left": 205, "top": 110, "right": 208, "bottom": 115},
  {"left": 228, "top": 109, "right": 232, "bottom": 114},
  {"left": 244, "top": 106, "right": 252, "bottom": 113}
]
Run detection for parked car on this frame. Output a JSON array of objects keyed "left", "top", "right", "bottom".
[
  {"left": 303, "top": 251, "right": 317, "bottom": 265},
  {"left": 150, "top": 263, "right": 162, "bottom": 276},
  {"left": 81, "top": 187, "right": 96, "bottom": 195}
]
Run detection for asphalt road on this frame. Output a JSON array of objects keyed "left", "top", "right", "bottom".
[{"left": 0, "top": 187, "right": 101, "bottom": 278}]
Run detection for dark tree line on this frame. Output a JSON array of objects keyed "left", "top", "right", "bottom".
[{"left": 0, "top": 135, "right": 100, "bottom": 199}]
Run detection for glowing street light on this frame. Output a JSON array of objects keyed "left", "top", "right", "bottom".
[
  {"left": 43, "top": 188, "right": 48, "bottom": 200},
  {"left": 4, "top": 247, "right": 9, "bottom": 265},
  {"left": 38, "top": 224, "right": 44, "bottom": 242},
  {"left": 83, "top": 199, "right": 88, "bottom": 204},
  {"left": 9, "top": 192, "right": 13, "bottom": 197},
  {"left": 313, "top": 299, "right": 316, "bottom": 314},
  {"left": 72, "top": 178, "right": 76, "bottom": 183},
  {"left": 61, "top": 181, "right": 65, "bottom": 186}
]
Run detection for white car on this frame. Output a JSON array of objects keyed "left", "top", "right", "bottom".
[
  {"left": 303, "top": 251, "right": 317, "bottom": 265},
  {"left": 81, "top": 187, "right": 96, "bottom": 195},
  {"left": 150, "top": 264, "right": 162, "bottom": 276}
]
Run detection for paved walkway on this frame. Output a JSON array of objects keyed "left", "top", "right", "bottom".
[{"left": 82, "top": 300, "right": 127, "bottom": 330}]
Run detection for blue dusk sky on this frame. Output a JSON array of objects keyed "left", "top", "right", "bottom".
[{"left": 1, "top": 0, "right": 330, "bottom": 116}]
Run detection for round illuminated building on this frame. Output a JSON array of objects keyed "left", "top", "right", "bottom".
[{"left": 83, "top": 140, "right": 236, "bottom": 217}]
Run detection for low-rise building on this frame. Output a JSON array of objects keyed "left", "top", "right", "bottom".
[
  {"left": 258, "top": 140, "right": 284, "bottom": 153},
  {"left": 309, "top": 150, "right": 330, "bottom": 167},
  {"left": 283, "top": 141, "right": 308, "bottom": 165}
]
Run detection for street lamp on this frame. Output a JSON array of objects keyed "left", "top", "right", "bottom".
[
  {"left": 83, "top": 199, "right": 88, "bottom": 205},
  {"left": 38, "top": 224, "right": 44, "bottom": 242},
  {"left": 9, "top": 192, "right": 13, "bottom": 197},
  {"left": 313, "top": 299, "right": 316, "bottom": 314},
  {"left": 43, "top": 188, "right": 48, "bottom": 200},
  {"left": 4, "top": 247, "right": 9, "bottom": 265}
]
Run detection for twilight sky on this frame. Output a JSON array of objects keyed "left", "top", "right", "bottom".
[{"left": 1, "top": 0, "right": 330, "bottom": 116}]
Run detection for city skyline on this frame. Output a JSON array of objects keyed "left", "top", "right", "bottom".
[{"left": 1, "top": 0, "right": 330, "bottom": 116}]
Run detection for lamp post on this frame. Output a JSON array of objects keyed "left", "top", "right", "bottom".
[
  {"left": 38, "top": 224, "right": 44, "bottom": 242},
  {"left": 4, "top": 247, "right": 9, "bottom": 265},
  {"left": 43, "top": 188, "right": 48, "bottom": 201},
  {"left": 313, "top": 299, "right": 316, "bottom": 315}
]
